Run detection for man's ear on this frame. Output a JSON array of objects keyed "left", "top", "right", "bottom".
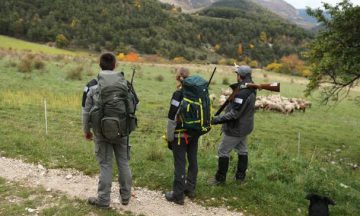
[{"left": 325, "top": 197, "right": 336, "bottom": 205}]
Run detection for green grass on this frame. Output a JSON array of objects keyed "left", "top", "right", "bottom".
[
  {"left": 0, "top": 177, "right": 132, "bottom": 216},
  {"left": 0, "top": 35, "right": 88, "bottom": 56},
  {"left": 0, "top": 50, "right": 359, "bottom": 216}
]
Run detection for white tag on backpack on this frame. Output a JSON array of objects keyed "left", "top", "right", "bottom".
[
  {"left": 84, "top": 86, "right": 89, "bottom": 92},
  {"left": 234, "top": 98, "right": 243, "bottom": 104},
  {"left": 171, "top": 99, "right": 180, "bottom": 107}
]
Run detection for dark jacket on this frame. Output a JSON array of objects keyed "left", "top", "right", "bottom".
[
  {"left": 166, "top": 89, "right": 184, "bottom": 142},
  {"left": 214, "top": 79, "right": 256, "bottom": 137}
]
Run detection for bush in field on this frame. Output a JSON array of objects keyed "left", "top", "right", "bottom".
[
  {"left": 66, "top": 66, "right": 83, "bottom": 80},
  {"left": 280, "top": 54, "right": 305, "bottom": 75},
  {"left": 33, "top": 58, "right": 46, "bottom": 70},
  {"left": 172, "top": 56, "right": 186, "bottom": 64},
  {"left": 17, "top": 56, "right": 33, "bottom": 73},
  {"left": 266, "top": 62, "right": 283, "bottom": 73},
  {"left": 249, "top": 60, "right": 258, "bottom": 68},
  {"left": 222, "top": 77, "right": 229, "bottom": 85},
  {"left": 55, "top": 34, "right": 70, "bottom": 48},
  {"left": 155, "top": 74, "right": 164, "bottom": 82},
  {"left": 218, "top": 58, "right": 227, "bottom": 65}
]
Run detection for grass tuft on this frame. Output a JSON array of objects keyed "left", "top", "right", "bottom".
[{"left": 66, "top": 66, "right": 83, "bottom": 80}]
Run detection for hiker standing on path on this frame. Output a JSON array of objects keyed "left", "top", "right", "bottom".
[
  {"left": 82, "top": 52, "right": 138, "bottom": 207},
  {"left": 209, "top": 65, "right": 256, "bottom": 185},
  {"left": 165, "top": 67, "right": 202, "bottom": 205}
]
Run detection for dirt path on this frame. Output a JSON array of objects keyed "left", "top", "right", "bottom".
[{"left": 0, "top": 157, "right": 244, "bottom": 216}]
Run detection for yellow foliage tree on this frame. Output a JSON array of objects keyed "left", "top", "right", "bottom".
[
  {"left": 117, "top": 53, "right": 126, "bottom": 61},
  {"left": 260, "top": 32, "right": 268, "bottom": 42},
  {"left": 281, "top": 54, "right": 305, "bottom": 75}
]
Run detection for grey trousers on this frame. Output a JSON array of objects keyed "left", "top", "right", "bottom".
[
  {"left": 218, "top": 134, "right": 248, "bottom": 157},
  {"left": 95, "top": 137, "right": 132, "bottom": 205}
]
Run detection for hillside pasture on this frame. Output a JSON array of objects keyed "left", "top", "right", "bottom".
[{"left": 0, "top": 47, "right": 359, "bottom": 216}]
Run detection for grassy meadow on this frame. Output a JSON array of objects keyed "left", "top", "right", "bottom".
[{"left": 0, "top": 38, "right": 359, "bottom": 215}]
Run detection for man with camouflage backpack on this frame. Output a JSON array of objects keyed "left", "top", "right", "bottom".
[
  {"left": 165, "top": 67, "right": 211, "bottom": 205},
  {"left": 82, "top": 52, "right": 138, "bottom": 207}
]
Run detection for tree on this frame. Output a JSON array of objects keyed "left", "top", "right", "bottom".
[{"left": 305, "top": 0, "right": 360, "bottom": 103}]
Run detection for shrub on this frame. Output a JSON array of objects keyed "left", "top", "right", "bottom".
[
  {"left": 155, "top": 74, "right": 164, "bottom": 82},
  {"left": 222, "top": 77, "right": 229, "bottom": 85},
  {"left": 18, "top": 56, "right": 33, "bottom": 73},
  {"left": 66, "top": 66, "right": 83, "bottom": 80},
  {"left": 218, "top": 58, "right": 227, "bottom": 65},
  {"left": 249, "top": 60, "right": 258, "bottom": 68},
  {"left": 173, "top": 56, "right": 186, "bottom": 64},
  {"left": 33, "top": 58, "right": 45, "bottom": 70},
  {"left": 55, "top": 34, "right": 70, "bottom": 48},
  {"left": 266, "top": 62, "right": 283, "bottom": 73}
]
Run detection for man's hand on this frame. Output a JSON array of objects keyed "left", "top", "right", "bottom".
[
  {"left": 85, "top": 132, "right": 93, "bottom": 141},
  {"left": 211, "top": 117, "right": 220, "bottom": 125}
]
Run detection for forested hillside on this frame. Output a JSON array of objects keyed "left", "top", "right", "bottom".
[{"left": 0, "top": 0, "right": 311, "bottom": 65}]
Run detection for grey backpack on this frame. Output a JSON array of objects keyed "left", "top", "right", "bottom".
[{"left": 90, "top": 72, "right": 137, "bottom": 140}]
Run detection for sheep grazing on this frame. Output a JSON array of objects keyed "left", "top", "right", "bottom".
[
  {"left": 306, "top": 194, "right": 335, "bottom": 216},
  {"left": 213, "top": 92, "right": 311, "bottom": 115},
  {"left": 254, "top": 94, "right": 311, "bottom": 114},
  {"left": 221, "top": 88, "right": 232, "bottom": 96},
  {"left": 219, "top": 95, "right": 227, "bottom": 106}
]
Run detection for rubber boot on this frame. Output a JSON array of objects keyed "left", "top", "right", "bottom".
[
  {"left": 235, "top": 154, "right": 248, "bottom": 182},
  {"left": 208, "top": 157, "right": 229, "bottom": 185}
]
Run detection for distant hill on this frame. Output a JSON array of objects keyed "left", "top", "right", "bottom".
[
  {"left": 251, "top": 0, "right": 316, "bottom": 29},
  {"left": 159, "top": 0, "right": 317, "bottom": 29},
  {"left": 0, "top": 0, "right": 311, "bottom": 65}
]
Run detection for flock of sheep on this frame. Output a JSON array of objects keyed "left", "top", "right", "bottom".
[{"left": 211, "top": 88, "right": 312, "bottom": 114}]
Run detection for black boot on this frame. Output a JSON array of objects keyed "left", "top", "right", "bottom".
[
  {"left": 235, "top": 154, "right": 248, "bottom": 182},
  {"left": 208, "top": 157, "right": 229, "bottom": 185}
]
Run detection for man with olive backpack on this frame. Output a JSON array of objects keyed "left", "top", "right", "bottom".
[{"left": 82, "top": 52, "right": 138, "bottom": 207}]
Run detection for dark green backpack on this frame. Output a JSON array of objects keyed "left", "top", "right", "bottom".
[
  {"left": 90, "top": 72, "right": 137, "bottom": 140},
  {"left": 179, "top": 75, "right": 211, "bottom": 136}
]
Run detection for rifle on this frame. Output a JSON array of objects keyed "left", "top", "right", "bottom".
[
  {"left": 207, "top": 67, "right": 216, "bottom": 88},
  {"left": 214, "top": 82, "right": 280, "bottom": 116},
  {"left": 127, "top": 67, "right": 137, "bottom": 161},
  {"left": 130, "top": 67, "right": 135, "bottom": 90}
]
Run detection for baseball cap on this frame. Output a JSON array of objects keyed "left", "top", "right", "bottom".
[{"left": 234, "top": 65, "right": 252, "bottom": 76}]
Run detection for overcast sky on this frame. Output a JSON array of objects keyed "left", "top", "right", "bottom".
[{"left": 284, "top": 0, "right": 360, "bottom": 9}]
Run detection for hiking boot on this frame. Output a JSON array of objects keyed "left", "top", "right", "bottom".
[
  {"left": 209, "top": 157, "right": 229, "bottom": 186},
  {"left": 165, "top": 191, "right": 184, "bottom": 205},
  {"left": 235, "top": 172, "right": 246, "bottom": 183},
  {"left": 235, "top": 154, "right": 248, "bottom": 183},
  {"left": 184, "top": 190, "right": 196, "bottom": 199},
  {"left": 121, "top": 198, "right": 130, "bottom": 206},
  {"left": 87, "top": 197, "right": 109, "bottom": 208}
]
